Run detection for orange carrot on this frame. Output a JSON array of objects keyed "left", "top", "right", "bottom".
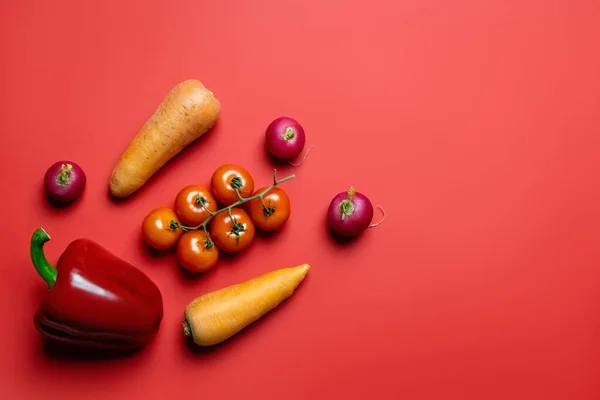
[
  {"left": 183, "top": 264, "right": 310, "bottom": 346},
  {"left": 109, "top": 79, "right": 221, "bottom": 198}
]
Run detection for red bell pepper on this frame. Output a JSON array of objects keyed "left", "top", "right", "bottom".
[{"left": 30, "top": 227, "right": 163, "bottom": 350}]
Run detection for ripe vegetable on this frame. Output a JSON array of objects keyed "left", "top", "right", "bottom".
[
  {"left": 177, "top": 231, "right": 219, "bottom": 272},
  {"left": 183, "top": 263, "right": 310, "bottom": 346},
  {"left": 31, "top": 228, "right": 163, "bottom": 350},
  {"left": 247, "top": 186, "right": 291, "bottom": 231},
  {"left": 109, "top": 79, "right": 221, "bottom": 198},
  {"left": 44, "top": 161, "right": 86, "bottom": 203},
  {"left": 142, "top": 207, "right": 183, "bottom": 249},
  {"left": 174, "top": 185, "right": 218, "bottom": 226},
  {"left": 210, "top": 208, "right": 255, "bottom": 252},
  {"left": 265, "top": 117, "right": 306, "bottom": 160},
  {"left": 327, "top": 186, "right": 374, "bottom": 237},
  {"left": 146, "top": 169, "right": 295, "bottom": 273},
  {"left": 174, "top": 169, "right": 295, "bottom": 250},
  {"left": 211, "top": 164, "right": 254, "bottom": 206}
]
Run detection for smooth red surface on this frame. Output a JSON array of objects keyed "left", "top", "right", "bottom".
[
  {"left": 1, "top": 0, "right": 600, "bottom": 399},
  {"left": 36, "top": 238, "right": 163, "bottom": 348}
]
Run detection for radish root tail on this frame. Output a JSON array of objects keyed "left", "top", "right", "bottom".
[
  {"left": 368, "top": 205, "right": 386, "bottom": 228},
  {"left": 287, "top": 145, "right": 315, "bottom": 167}
]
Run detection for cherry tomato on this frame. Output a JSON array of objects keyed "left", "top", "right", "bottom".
[
  {"left": 247, "top": 187, "right": 291, "bottom": 231},
  {"left": 210, "top": 207, "right": 255, "bottom": 252},
  {"left": 174, "top": 185, "right": 218, "bottom": 226},
  {"left": 176, "top": 230, "right": 219, "bottom": 272},
  {"left": 210, "top": 164, "right": 254, "bottom": 206},
  {"left": 142, "top": 207, "right": 183, "bottom": 250}
]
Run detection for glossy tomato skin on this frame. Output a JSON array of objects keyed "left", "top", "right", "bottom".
[
  {"left": 211, "top": 164, "right": 254, "bottom": 206},
  {"left": 210, "top": 208, "right": 255, "bottom": 252},
  {"left": 174, "top": 185, "right": 218, "bottom": 226},
  {"left": 247, "top": 187, "right": 291, "bottom": 231},
  {"left": 176, "top": 230, "right": 219, "bottom": 272},
  {"left": 142, "top": 207, "right": 183, "bottom": 250}
]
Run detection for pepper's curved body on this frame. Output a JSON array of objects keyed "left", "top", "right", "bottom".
[{"left": 30, "top": 228, "right": 163, "bottom": 350}]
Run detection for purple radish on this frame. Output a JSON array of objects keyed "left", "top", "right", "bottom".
[
  {"left": 44, "top": 161, "right": 86, "bottom": 203},
  {"left": 327, "top": 187, "right": 374, "bottom": 237},
  {"left": 265, "top": 116, "right": 306, "bottom": 160}
]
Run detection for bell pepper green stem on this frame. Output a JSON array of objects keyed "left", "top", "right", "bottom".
[{"left": 30, "top": 228, "right": 57, "bottom": 288}]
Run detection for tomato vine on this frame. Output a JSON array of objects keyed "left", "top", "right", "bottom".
[{"left": 170, "top": 169, "right": 295, "bottom": 247}]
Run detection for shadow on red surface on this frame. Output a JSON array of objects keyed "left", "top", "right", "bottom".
[{"left": 40, "top": 338, "right": 143, "bottom": 362}]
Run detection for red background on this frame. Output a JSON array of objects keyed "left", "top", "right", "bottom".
[{"left": 1, "top": 0, "right": 600, "bottom": 399}]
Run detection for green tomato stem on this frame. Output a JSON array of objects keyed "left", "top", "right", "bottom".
[
  {"left": 178, "top": 170, "right": 295, "bottom": 232},
  {"left": 235, "top": 188, "right": 245, "bottom": 202}
]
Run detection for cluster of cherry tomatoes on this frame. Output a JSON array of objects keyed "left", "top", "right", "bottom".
[{"left": 141, "top": 164, "right": 292, "bottom": 273}]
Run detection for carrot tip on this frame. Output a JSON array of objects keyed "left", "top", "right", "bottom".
[
  {"left": 294, "top": 263, "right": 310, "bottom": 277},
  {"left": 299, "top": 263, "right": 310, "bottom": 271},
  {"left": 293, "top": 264, "right": 310, "bottom": 282}
]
